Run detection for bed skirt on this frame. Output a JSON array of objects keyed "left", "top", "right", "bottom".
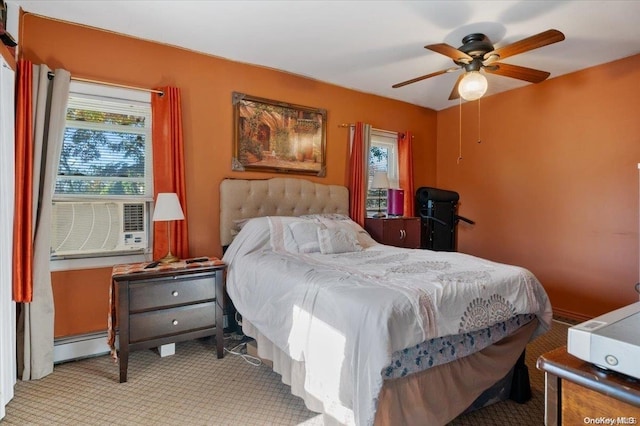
[{"left": 242, "top": 318, "right": 538, "bottom": 426}]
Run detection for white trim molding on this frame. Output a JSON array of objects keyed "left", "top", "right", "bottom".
[{"left": 53, "top": 332, "right": 112, "bottom": 364}]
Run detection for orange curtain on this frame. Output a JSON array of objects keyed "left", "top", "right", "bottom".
[
  {"left": 151, "top": 87, "right": 189, "bottom": 259},
  {"left": 398, "top": 131, "right": 415, "bottom": 217},
  {"left": 12, "top": 59, "right": 34, "bottom": 302},
  {"left": 348, "top": 122, "right": 367, "bottom": 227}
]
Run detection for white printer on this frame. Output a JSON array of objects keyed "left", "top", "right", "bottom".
[{"left": 567, "top": 301, "right": 640, "bottom": 380}]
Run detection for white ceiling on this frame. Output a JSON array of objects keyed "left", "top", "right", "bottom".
[{"left": 9, "top": 0, "right": 640, "bottom": 110}]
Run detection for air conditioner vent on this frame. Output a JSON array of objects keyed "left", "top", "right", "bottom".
[{"left": 123, "top": 203, "right": 144, "bottom": 232}]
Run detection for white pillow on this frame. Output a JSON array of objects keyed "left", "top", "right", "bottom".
[
  {"left": 288, "top": 221, "right": 321, "bottom": 253},
  {"left": 316, "top": 216, "right": 379, "bottom": 249},
  {"left": 317, "top": 227, "right": 362, "bottom": 254},
  {"left": 268, "top": 216, "right": 303, "bottom": 253},
  {"left": 300, "top": 213, "right": 352, "bottom": 222}
]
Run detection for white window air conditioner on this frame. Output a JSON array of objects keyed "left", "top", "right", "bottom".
[{"left": 51, "top": 201, "right": 148, "bottom": 257}]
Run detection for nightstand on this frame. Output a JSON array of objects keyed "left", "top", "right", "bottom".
[
  {"left": 537, "top": 346, "right": 640, "bottom": 425},
  {"left": 110, "top": 258, "right": 226, "bottom": 383},
  {"left": 365, "top": 217, "right": 421, "bottom": 248}
]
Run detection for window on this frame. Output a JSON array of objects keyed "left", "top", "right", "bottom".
[
  {"left": 367, "top": 130, "right": 398, "bottom": 217},
  {"left": 50, "top": 82, "right": 153, "bottom": 260}
]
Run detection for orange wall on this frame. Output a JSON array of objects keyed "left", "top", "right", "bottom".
[
  {"left": 21, "top": 12, "right": 640, "bottom": 336},
  {"left": 51, "top": 269, "right": 113, "bottom": 337},
  {"left": 437, "top": 54, "right": 640, "bottom": 320},
  {"left": 20, "top": 13, "right": 437, "bottom": 337}
]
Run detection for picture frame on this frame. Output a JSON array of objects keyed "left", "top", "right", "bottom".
[{"left": 232, "top": 92, "right": 327, "bottom": 176}]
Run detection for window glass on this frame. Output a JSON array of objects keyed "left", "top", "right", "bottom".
[
  {"left": 367, "top": 130, "right": 398, "bottom": 217},
  {"left": 56, "top": 94, "right": 151, "bottom": 197}
]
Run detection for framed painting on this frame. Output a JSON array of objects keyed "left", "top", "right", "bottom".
[{"left": 232, "top": 92, "right": 327, "bottom": 176}]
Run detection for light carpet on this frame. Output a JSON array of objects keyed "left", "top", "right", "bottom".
[{"left": 3, "top": 320, "right": 570, "bottom": 425}]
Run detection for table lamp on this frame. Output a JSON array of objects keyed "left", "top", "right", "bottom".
[
  {"left": 371, "top": 171, "right": 390, "bottom": 218},
  {"left": 387, "top": 188, "right": 404, "bottom": 217},
  {"left": 152, "top": 192, "right": 185, "bottom": 263}
]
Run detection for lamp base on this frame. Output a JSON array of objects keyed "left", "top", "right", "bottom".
[
  {"left": 158, "top": 252, "right": 180, "bottom": 264},
  {"left": 372, "top": 212, "right": 387, "bottom": 218}
]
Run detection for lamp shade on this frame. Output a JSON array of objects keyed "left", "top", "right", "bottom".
[
  {"left": 387, "top": 188, "right": 404, "bottom": 216},
  {"left": 152, "top": 193, "right": 185, "bottom": 221},
  {"left": 458, "top": 71, "right": 488, "bottom": 101},
  {"left": 371, "top": 171, "right": 390, "bottom": 189}
]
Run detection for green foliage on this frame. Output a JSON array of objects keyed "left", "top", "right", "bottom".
[
  {"left": 66, "top": 108, "right": 145, "bottom": 127},
  {"left": 370, "top": 146, "right": 387, "bottom": 165},
  {"left": 56, "top": 107, "right": 147, "bottom": 196}
]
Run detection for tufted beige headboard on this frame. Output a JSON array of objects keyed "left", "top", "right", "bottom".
[{"left": 219, "top": 177, "right": 350, "bottom": 247}]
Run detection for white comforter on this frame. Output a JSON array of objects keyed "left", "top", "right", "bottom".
[{"left": 223, "top": 217, "right": 552, "bottom": 426}]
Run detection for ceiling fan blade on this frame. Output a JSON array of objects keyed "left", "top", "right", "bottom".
[
  {"left": 426, "top": 43, "right": 473, "bottom": 63},
  {"left": 484, "top": 29, "right": 565, "bottom": 61},
  {"left": 392, "top": 68, "right": 452, "bottom": 88},
  {"left": 448, "top": 74, "right": 464, "bottom": 100},
  {"left": 485, "top": 62, "right": 550, "bottom": 83}
]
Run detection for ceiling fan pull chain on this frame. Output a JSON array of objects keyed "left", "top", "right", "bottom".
[
  {"left": 457, "top": 97, "right": 463, "bottom": 164},
  {"left": 477, "top": 99, "right": 482, "bottom": 144}
]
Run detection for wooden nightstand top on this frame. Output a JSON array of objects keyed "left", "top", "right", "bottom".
[{"left": 112, "top": 257, "right": 225, "bottom": 279}]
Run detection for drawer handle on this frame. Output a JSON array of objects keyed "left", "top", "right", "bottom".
[
  {"left": 172, "top": 291, "right": 179, "bottom": 297},
  {"left": 172, "top": 319, "right": 179, "bottom": 326}
]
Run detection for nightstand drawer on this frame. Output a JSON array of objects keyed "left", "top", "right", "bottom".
[
  {"left": 129, "top": 275, "right": 216, "bottom": 311},
  {"left": 129, "top": 302, "right": 216, "bottom": 342}
]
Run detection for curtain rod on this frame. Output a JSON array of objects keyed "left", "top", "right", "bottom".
[
  {"left": 338, "top": 123, "right": 413, "bottom": 138},
  {"left": 47, "top": 71, "right": 164, "bottom": 95}
]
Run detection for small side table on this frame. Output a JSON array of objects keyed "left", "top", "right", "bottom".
[
  {"left": 109, "top": 258, "right": 226, "bottom": 383},
  {"left": 537, "top": 346, "right": 640, "bottom": 425},
  {"left": 364, "top": 217, "right": 421, "bottom": 248}
]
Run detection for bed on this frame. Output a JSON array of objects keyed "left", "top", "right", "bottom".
[{"left": 220, "top": 177, "right": 552, "bottom": 426}]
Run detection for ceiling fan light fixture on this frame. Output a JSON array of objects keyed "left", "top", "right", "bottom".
[{"left": 458, "top": 71, "right": 488, "bottom": 101}]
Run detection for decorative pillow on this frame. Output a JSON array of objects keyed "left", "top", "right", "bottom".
[
  {"left": 288, "top": 221, "right": 322, "bottom": 253},
  {"left": 268, "top": 216, "right": 304, "bottom": 253},
  {"left": 315, "top": 216, "right": 379, "bottom": 249},
  {"left": 300, "top": 213, "right": 352, "bottom": 222},
  {"left": 317, "top": 226, "right": 363, "bottom": 254}
]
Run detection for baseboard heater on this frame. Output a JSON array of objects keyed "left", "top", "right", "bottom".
[
  {"left": 54, "top": 315, "right": 230, "bottom": 364},
  {"left": 54, "top": 331, "right": 112, "bottom": 364}
]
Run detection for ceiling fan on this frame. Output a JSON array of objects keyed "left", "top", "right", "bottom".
[{"left": 392, "top": 29, "right": 565, "bottom": 101}]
